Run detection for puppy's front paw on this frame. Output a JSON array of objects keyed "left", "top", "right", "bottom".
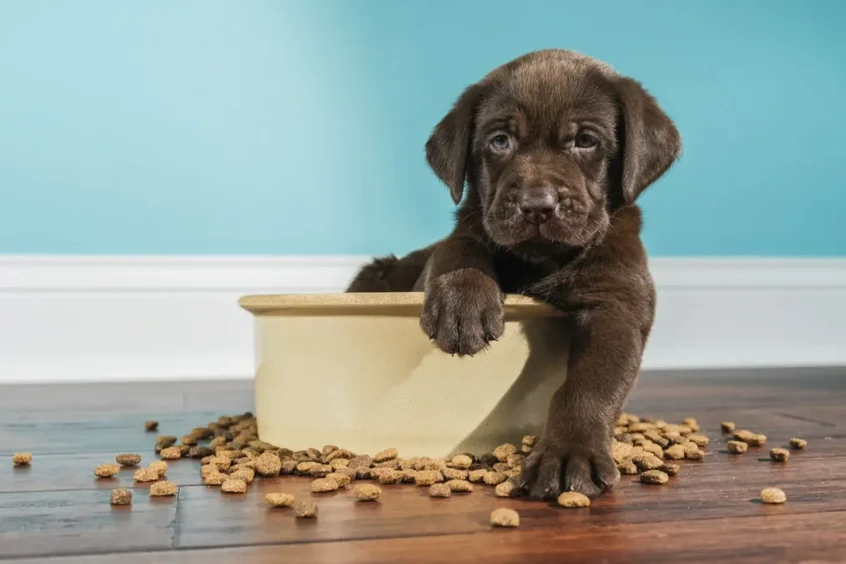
[
  {"left": 519, "top": 438, "right": 619, "bottom": 499},
  {"left": 420, "top": 269, "right": 504, "bottom": 356}
]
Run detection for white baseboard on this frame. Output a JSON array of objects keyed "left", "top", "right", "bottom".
[{"left": 1, "top": 255, "right": 845, "bottom": 383}]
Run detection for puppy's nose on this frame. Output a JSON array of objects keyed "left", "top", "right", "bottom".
[{"left": 518, "top": 187, "right": 558, "bottom": 225}]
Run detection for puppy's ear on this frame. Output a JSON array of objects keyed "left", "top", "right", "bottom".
[
  {"left": 425, "top": 84, "right": 484, "bottom": 205},
  {"left": 615, "top": 77, "right": 681, "bottom": 203}
]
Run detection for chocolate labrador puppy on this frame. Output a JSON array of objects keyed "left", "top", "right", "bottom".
[{"left": 347, "top": 49, "right": 681, "bottom": 498}]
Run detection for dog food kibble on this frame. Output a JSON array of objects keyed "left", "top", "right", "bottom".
[
  {"left": 618, "top": 460, "right": 638, "bottom": 475},
  {"left": 94, "top": 463, "right": 121, "bottom": 478},
  {"left": 12, "top": 452, "right": 32, "bottom": 466},
  {"left": 266, "top": 492, "right": 296, "bottom": 507},
  {"left": 490, "top": 508, "right": 520, "bottom": 528},
  {"left": 155, "top": 435, "right": 177, "bottom": 449},
  {"left": 749, "top": 434, "right": 767, "bottom": 446},
  {"left": 640, "top": 470, "right": 669, "bottom": 485},
  {"left": 443, "top": 468, "right": 468, "bottom": 481},
  {"left": 684, "top": 447, "right": 705, "bottom": 461},
  {"left": 354, "top": 484, "right": 382, "bottom": 501},
  {"left": 494, "top": 481, "right": 515, "bottom": 497},
  {"left": 450, "top": 454, "right": 472, "bottom": 470},
  {"left": 632, "top": 454, "right": 664, "bottom": 471},
  {"left": 308, "top": 464, "right": 333, "bottom": 478},
  {"left": 770, "top": 448, "right": 790, "bottom": 462},
  {"left": 664, "top": 444, "right": 686, "bottom": 460},
  {"left": 116, "top": 453, "right": 141, "bottom": 467},
  {"left": 324, "top": 472, "right": 350, "bottom": 488},
  {"left": 188, "top": 446, "right": 214, "bottom": 459},
  {"left": 373, "top": 448, "right": 398, "bottom": 463},
  {"left": 727, "top": 440, "right": 748, "bottom": 454},
  {"left": 447, "top": 479, "right": 474, "bottom": 493},
  {"left": 688, "top": 434, "right": 709, "bottom": 447},
  {"left": 789, "top": 438, "right": 808, "bottom": 449},
  {"left": 159, "top": 446, "right": 182, "bottom": 460},
  {"left": 230, "top": 468, "right": 255, "bottom": 483},
  {"left": 181, "top": 434, "right": 198, "bottom": 446},
  {"left": 221, "top": 478, "right": 248, "bottom": 494},
  {"left": 720, "top": 421, "right": 736, "bottom": 433},
  {"left": 642, "top": 442, "right": 665, "bottom": 458},
  {"left": 557, "top": 491, "right": 591, "bottom": 507},
  {"left": 521, "top": 435, "right": 538, "bottom": 453},
  {"left": 150, "top": 481, "right": 178, "bottom": 496},
  {"left": 134, "top": 468, "right": 159, "bottom": 482},
  {"left": 761, "top": 487, "right": 787, "bottom": 504},
  {"left": 148, "top": 460, "right": 168, "bottom": 477},
  {"left": 611, "top": 441, "right": 634, "bottom": 464},
  {"left": 256, "top": 452, "right": 282, "bottom": 476},
  {"left": 294, "top": 500, "right": 318, "bottom": 518},
  {"left": 204, "top": 473, "right": 226, "bottom": 486},
  {"left": 414, "top": 470, "right": 443, "bottom": 486},
  {"left": 483, "top": 471, "right": 509, "bottom": 486},
  {"left": 311, "top": 478, "right": 339, "bottom": 493},
  {"left": 429, "top": 483, "right": 452, "bottom": 498},
  {"left": 660, "top": 462, "right": 680, "bottom": 476},
  {"left": 144, "top": 420, "right": 159, "bottom": 432},
  {"left": 110, "top": 488, "right": 132, "bottom": 505},
  {"left": 493, "top": 443, "right": 518, "bottom": 462}
]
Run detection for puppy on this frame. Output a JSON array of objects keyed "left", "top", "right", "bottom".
[{"left": 347, "top": 49, "right": 681, "bottom": 498}]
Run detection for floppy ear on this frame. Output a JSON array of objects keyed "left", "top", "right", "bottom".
[
  {"left": 425, "top": 84, "right": 484, "bottom": 205},
  {"left": 615, "top": 77, "right": 682, "bottom": 203}
]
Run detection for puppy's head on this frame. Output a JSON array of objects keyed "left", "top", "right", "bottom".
[{"left": 426, "top": 49, "right": 681, "bottom": 254}]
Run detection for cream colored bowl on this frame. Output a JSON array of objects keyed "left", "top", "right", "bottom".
[{"left": 239, "top": 292, "right": 568, "bottom": 458}]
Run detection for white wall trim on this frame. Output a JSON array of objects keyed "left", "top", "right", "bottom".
[{"left": 1, "top": 255, "right": 845, "bottom": 383}]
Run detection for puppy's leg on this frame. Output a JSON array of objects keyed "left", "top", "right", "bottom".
[
  {"left": 419, "top": 236, "right": 503, "bottom": 356},
  {"left": 346, "top": 245, "right": 435, "bottom": 292},
  {"left": 519, "top": 310, "right": 643, "bottom": 498}
]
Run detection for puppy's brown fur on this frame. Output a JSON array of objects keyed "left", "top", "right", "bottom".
[{"left": 347, "top": 49, "right": 681, "bottom": 498}]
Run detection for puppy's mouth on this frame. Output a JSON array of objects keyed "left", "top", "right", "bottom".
[{"left": 484, "top": 209, "right": 603, "bottom": 250}]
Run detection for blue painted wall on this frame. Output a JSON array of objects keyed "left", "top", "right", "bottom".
[{"left": 1, "top": 0, "right": 844, "bottom": 256}]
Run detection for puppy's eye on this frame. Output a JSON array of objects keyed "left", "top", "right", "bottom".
[
  {"left": 489, "top": 134, "right": 512, "bottom": 152},
  {"left": 574, "top": 132, "right": 598, "bottom": 149}
]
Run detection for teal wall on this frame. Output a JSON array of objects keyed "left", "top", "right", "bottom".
[{"left": 1, "top": 0, "right": 844, "bottom": 256}]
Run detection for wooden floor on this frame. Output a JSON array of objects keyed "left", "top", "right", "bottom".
[{"left": 2, "top": 368, "right": 846, "bottom": 563}]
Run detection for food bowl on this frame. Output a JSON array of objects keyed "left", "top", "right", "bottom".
[{"left": 239, "top": 292, "right": 568, "bottom": 458}]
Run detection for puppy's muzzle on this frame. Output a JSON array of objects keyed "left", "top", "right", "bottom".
[{"left": 518, "top": 186, "right": 558, "bottom": 225}]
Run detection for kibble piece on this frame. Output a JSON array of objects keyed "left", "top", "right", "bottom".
[
  {"left": 493, "top": 462, "right": 511, "bottom": 473},
  {"left": 640, "top": 470, "right": 669, "bottom": 485},
  {"left": 114, "top": 453, "right": 141, "bottom": 467},
  {"left": 296, "top": 461, "right": 319, "bottom": 474},
  {"left": 494, "top": 481, "right": 514, "bottom": 497},
  {"left": 664, "top": 444, "right": 685, "bottom": 460},
  {"left": 632, "top": 454, "right": 664, "bottom": 471},
  {"left": 306, "top": 447, "right": 321, "bottom": 460},
  {"left": 265, "top": 492, "right": 295, "bottom": 507},
  {"left": 557, "top": 491, "right": 591, "bottom": 507},
  {"left": 326, "top": 472, "right": 352, "bottom": 487},
  {"left": 413, "top": 470, "right": 442, "bottom": 486},
  {"left": 379, "top": 470, "right": 404, "bottom": 485},
  {"left": 770, "top": 448, "right": 790, "bottom": 462},
  {"left": 155, "top": 435, "right": 177, "bottom": 449},
  {"left": 660, "top": 462, "right": 680, "bottom": 476},
  {"left": 203, "top": 473, "right": 226, "bottom": 486},
  {"left": 374, "top": 448, "right": 398, "bottom": 463},
  {"left": 641, "top": 442, "right": 665, "bottom": 458},
  {"left": 493, "top": 443, "right": 518, "bottom": 463},
  {"left": 749, "top": 434, "right": 767, "bottom": 446},
  {"left": 733, "top": 430, "right": 756, "bottom": 443},
  {"left": 150, "top": 481, "right": 178, "bottom": 496},
  {"left": 330, "top": 458, "right": 350, "bottom": 470},
  {"left": 230, "top": 468, "right": 255, "bottom": 483},
  {"left": 521, "top": 435, "right": 538, "bottom": 453},
  {"left": 311, "top": 478, "right": 340, "bottom": 493},
  {"left": 110, "top": 488, "right": 132, "bottom": 505},
  {"left": 451, "top": 454, "right": 472, "bottom": 470},
  {"left": 94, "top": 463, "right": 121, "bottom": 478},
  {"left": 618, "top": 460, "right": 638, "bottom": 475},
  {"left": 144, "top": 420, "right": 159, "bottom": 432},
  {"left": 688, "top": 434, "right": 709, "bottom": 447},
  {"left": 146, "top": 461, "right": 167, "bottom": 478},
  {"left": 159, "top": 446, "right": 182, "bottom": 460},
  {"left": 294, "top": 500, "right": 318, "bottom": 518},
  {"left": 682, "top": 417, "right": 699, "bottom": 431},
  {"left": 447, "top": 479, "right": 474, "bottom": 493},
  {"left": 684, "top": 446, "right": 705, "bottom": 461},
  {"left": 506, "top": 453, "right": 525, "bottom": 468},
  {"left": 727, "top": 440, "right": 748, "bottom": 454},
  {"left": 354, "top": 484, "right": 382, "bottom": 501},
  {"left": 490, "top": 508, "right": 520, "bottom": 528},
  {"left": 443, "top": 468, "right": 469, "bottom": 481},
  {"left": 134, "top": 468, "right": 159, "bottom": 482},
  {"left": 12, "top": 452, "right": 32, "bottom": 466},
  {"left": 429, "top": 483, "right": 451, "bottom": 498},
  {"left": 281, "top": 459, "right": 299, "bottom": 475},
  {"left": 761, "top": 487, "right": 786, "bottom": 504},
  {"left": 188, "top": 446, "right": 215, "bottom": 459},
  {"left": 221, "top": 478, "right": 248, "bottom": 494},
  {"left": 468, "top": 469, "right": 487, "bottom": 483},
  {"left": 209, "top": 436, "right": 227, "bottom": 449},
  {"left": 256, "top": 452, "right": 282, "bottom": 476},
  {"left": 789, "top": 438, "right": 808, "bottom": 450},
  {"left": 400, "top": 469, "right": 418, "bottom": 483},
  {"left": 348, "top": 455, "right": 372, "bottom": 471},
  {"left": 720, "top": 421, "right": 736, "bottom": 433},
  {"left": 483, "top": 471, "right": 509, "bottom": 486},
  {"left": 181, "top": 434, "right": 198, "bottom": 446}
]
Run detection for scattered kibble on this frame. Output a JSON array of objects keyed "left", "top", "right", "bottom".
[
  {"left": 354, "top": 483, "right": 382, "bottom": 501},
  {"left": 414, "top": 470, "right": 443, "bottom": 486},
  {"left": 450, "top": 454, "right": 472, "bottom": 470},
  {"left": 494, "top": 481, "right": 515, "bottom": 497},
  {"left": 149, "top": 460, "right": 168, "bottom": 477},
  {"left": 557, "top": 491, "right": 591, "bottom": 507},
  {"left": 255, "top": 452, "right": 282, "bottom": 477},
  {"left": 664, "top": 444, "right": 685, "bottom": 460},
  {"left": 443, "top": 468, "right": 468, "bottom": 481},
  {"left": 221, "top": 478, "right": 248, "bottom": 494},
  {"left": 144, "top": 420, "right": 159, "bottom": 432},
  {"left": 150, "top": 481, "right": 178, "bottom": 496},
  {"left": 789, "top": 438, "right": 807, "bottom": 450},
  {"left": 116, "top": 453, "right": 141, "bottom": 467},
  {"left": 660, "top": 463, "right": 680, "bottom": 476},
  {"left": 770, "top": 448, "right": 790, "bottom": 462},
  {"left": 373, "top": 448, "right": 398, "bottom": 463},
  {"left": 311, "top": 478, "right": 339, "bottom": 493},
  {"left": 490, "top": 508, "right": 520, "bottom": 528},
  {"left": 110, "top": 488, "right": 132, "bottom": 505},
  {"left": 468, "top": 469, "right": 487, "bottom": 483},
  {"left": 761, "top": 487, "right": 786, "bottom": 504},
  {"left": 749, "top": 434, "right": 767, "bottom": 447},
  {"left": 12, "top": 452, "right": 32, "bottom": 466},
  {"left": 94, "top": 463, "right": 121, "bottom": 478},
  {"left": 294, "top": 500, "right": 318, "bottom": 518},
  {"left": 326, "top": 472, "right": 352, "bottom": 487},
  {"left": 134, "top": 468, "right": 159, "bottom": 482},
  {"left": 203, "top": 473, "right": 226, "bottom": 486},
  {"left": 447, "top": 479, "right": 474, "bottom": 493},
  {"left": 159, "top": 447, "right": 182, "bottom": 460},
  {"left": 266, "top": 492, "right": 295, "bottom": 507},
  {"left": 230, "top": 468, "right": 255, "bottom": 483},
  {"left": 618, "top": 460, "right": 638, "bottom": 475},
  {"left": 632, "top": 454, "right": 664, "bottom": 471},
  {"left": 720, "top": 421, "right": 736, "bottom": 433},
  {"left": 429, "top": 483, "right": 451, "bottom": 498},
  {"left": 728, "top": 441, "right": 748, "bottom": 454},
  {"left": 640, "top": 470, "right": 669, "bottom": 485},
  {"left": 493, "top": 443, "right": 517, "bottom": 462}
]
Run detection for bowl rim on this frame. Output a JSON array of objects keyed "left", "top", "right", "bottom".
[{"left": 238, "top": 292, "right": 562, "bottom": 318}]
